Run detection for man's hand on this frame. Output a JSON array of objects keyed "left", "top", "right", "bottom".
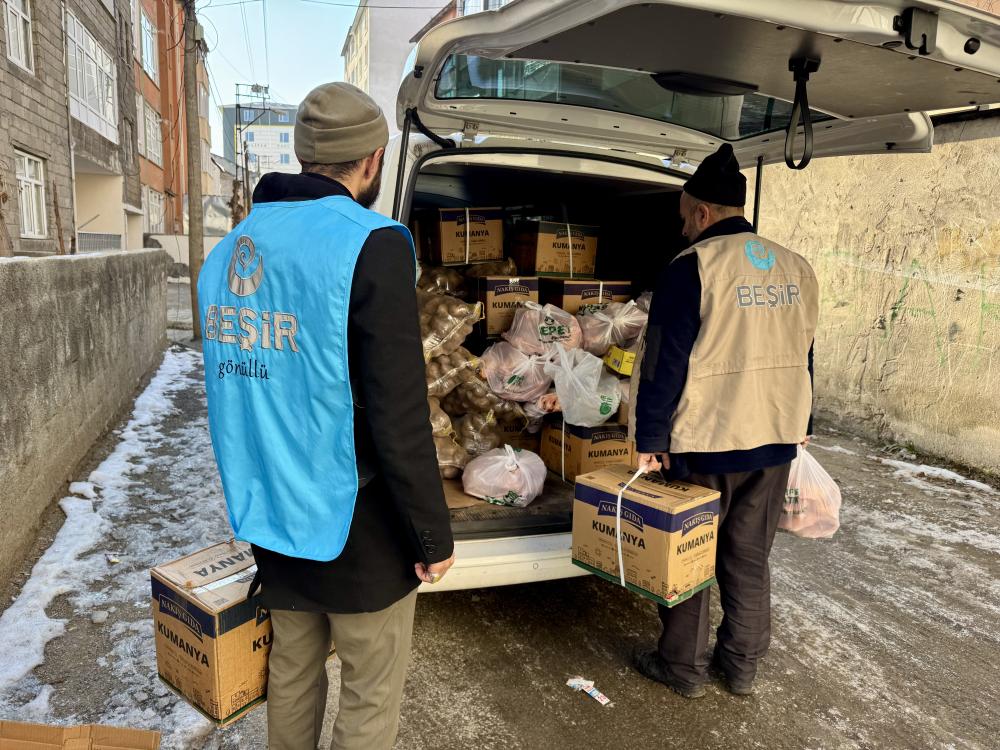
[
  {"left": 801, "top": 435, "right": 812, "bottom": 447},
  {"left": 415, "top": 552, "right": 456, "bottom": 585},
  {"left": 637, "top": 453, "right": 668, "bottom": 474}
]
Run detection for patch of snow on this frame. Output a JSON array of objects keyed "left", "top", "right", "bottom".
[
  {"left": 811, "top": 443, "right": 858, "bottom": 456},
  {"left": 876, "top": 458, "right": 997, "bottom": 495},
  {"left": 69, "top": 482, "right": 97, "bottom": 499},
  {"left": 20, "top": 685, "right": 54, "bottom": 721},
  {"left": 0, "top": 497, "right": 108, "bottom": 693}
]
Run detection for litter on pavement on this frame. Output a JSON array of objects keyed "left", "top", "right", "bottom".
[{"left": 566, "top": 676, "right": 612, "bottom": 706}]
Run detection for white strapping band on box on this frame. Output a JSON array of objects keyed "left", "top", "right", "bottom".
[{"left": 615, "top": 469, "right": 646, "bottom": 588}]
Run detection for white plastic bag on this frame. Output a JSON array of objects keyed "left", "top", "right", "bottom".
[
  {"left": 780, "top": 446, "right": 842, "bottom": 538},
  {"left": 479, "top": 342, "right": 554, "bottom": 402},
  {"left": 577, "top": 301, "right": 649, "bottom": 357},
  {"left": 503, "top": 302, "right": 582, "bottom": 356},
  {"left": 544, "top": 345, "right": 621, "bottom": 427},
  {"left": 635, "top": 291, "right": 653, "bottom": 313},
  {"left": 462, "top": 445, "right": 547, "bottom": 508}
]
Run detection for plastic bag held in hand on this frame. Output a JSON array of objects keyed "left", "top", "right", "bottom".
[
  {"left": 779, "top": 446, "right": 842, "bottom": 538},
  {"left": 479, "top": 342, "right": 554, "bottom": 402},
  {"left": 577, "top": 301, "right": 649, "bottom": 357},
  {"left": 503, "top": 302, "right": 582, "bottom": 356},
  {"left": 462, "top": 445, "right": 547, "bottom": 508},
  {"left": 544, "top": 345, "right": 622, "bottom": 427}
]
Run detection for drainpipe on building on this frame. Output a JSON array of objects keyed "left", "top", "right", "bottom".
[{"left": 61, "top": 1, "right": 78, "bottom": 254}]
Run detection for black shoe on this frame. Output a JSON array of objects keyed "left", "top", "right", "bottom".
[
  {"left": 632, "top": 650, "right": 706, "bottom": 699},
  {"left": 710, "top": 649, "right": 754, "bottom": 696}
]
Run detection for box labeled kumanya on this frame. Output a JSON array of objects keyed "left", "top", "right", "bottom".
[
  {"left": 540, "top": 421, "right": 635, "bottom": 483},
  {"left": 511, "top": 221, "right": 599, "bottom": 277},
  {"left": 151, "top": 541, "right": 271, "bottom": 727},
  {"left": 539, "top": 278, "right": 631, "bottom": 315},
  {"left": 426, "top": 207, "right": 505, "bottom": 265},
  {"left": 0, "top": 720, "right": 160, "bottom": 749},
  {"left": 477, "top": 276, "right": 539, "bottom": 336},
  {"left": 572, "top": 465, "right": 720, "bottom": 607},
  {"left": 497, "top": 421, "right": 542, "bottom": 454},
  {"left": 604, "top": 344, "right": 638, "bottom": 377}
]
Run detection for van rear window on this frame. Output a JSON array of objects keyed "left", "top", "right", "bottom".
[{"left": 435, "top": 55, "right": 833, "bottom": 141}]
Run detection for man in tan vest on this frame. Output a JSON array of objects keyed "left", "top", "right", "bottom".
[{"left": 633, "top": 144, "right": 818, "bottom": 698}]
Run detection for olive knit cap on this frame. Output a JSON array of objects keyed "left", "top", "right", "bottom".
[{"left": 294, "top": 82, "right": 389, "bottom": 164}]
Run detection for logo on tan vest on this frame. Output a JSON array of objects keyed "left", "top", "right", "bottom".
[
  {"left": 229, "top": 235, "right": 264, "bottom": 296},
  {"left": 744, "top": 239, "right": 775, "bottom": 271}
]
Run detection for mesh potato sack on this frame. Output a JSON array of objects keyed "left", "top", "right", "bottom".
[
  {"left": 479, "top": 342, "right": 554, "bottom": 402},
  {"left": 577, "top": 301, "right": 649, "bottom": 357},
  {"left": 544, "top": 345, "right": 622, "bottom": 427},
  {"left": 453, "top": 410, "right": 501, "bottom": 457},
  {"left": 418, "top": 291, "right": 483, "bottom": 361},
  {"left": 417, "top": 265, "right": 469, "bottom": 299},
  {"left": 428, "top": 397, "right": 453, "bottom": 437},
  {"left": 462, "top": 445, "right": 547, "bottom": 508},
  {"left": 441, "top": 375, "right": 526, "bottom": 422},
  {"left": 426, "top": 347, "right": 478, "bottom": 398},
  {"left": 463, "top": 257, "right": 518, "bottom": 278},
  {"left": 434, "top": 435, "right": 469, "bottom": 480},
  {"left": 503, "top": 302, "right": 582, "bottom": 356}
]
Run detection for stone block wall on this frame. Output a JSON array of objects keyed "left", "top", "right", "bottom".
[{"left": 0, "top": 249, "right": 169, "bottom": 582}]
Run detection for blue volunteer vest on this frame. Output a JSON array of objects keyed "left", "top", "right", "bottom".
[{"left": 198, "top": 195, "right": 413, "bottom": 561}]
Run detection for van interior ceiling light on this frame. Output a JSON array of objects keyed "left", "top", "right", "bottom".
[{"left": 784, "top": 57, "right": 820, "bottom": 171}]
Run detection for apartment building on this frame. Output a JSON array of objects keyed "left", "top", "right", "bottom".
[
  {"left": 1, "top": 0, "right": 140, "bottom": 255},
  {"left": 220, "top": 103, "right": 298, "bottom": 176}
]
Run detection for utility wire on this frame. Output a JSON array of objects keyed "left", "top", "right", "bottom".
[
  {"left": 239, "top": 1, "right": 257, "bottom": 80},
  {"left": 262, "top": 0, "right": 271, "bottom": 88}
]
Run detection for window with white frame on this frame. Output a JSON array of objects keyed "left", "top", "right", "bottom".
[
  {"left": 141, "top": 10, "right": 157, "bottom": 82},
  {"left": 277, "top": 112, "right": 289, "bottom": 123},
  {"left": 280, "top": 154, "right": 290, "bottom": 165},
  {"left": 198, "top": 83, "right": 209, "bottom": 117},
  {"left": 279, "top": 132, "right": 289, "bottom": 143},
  {"left": 14, "top": 150, "right": 46, "bottom": 239},
  {"left": 66, "top": 12, "right": 118, "bottom": 143},
  {"left": 136, "top": 94, "right": 145, "bottom": 155},
  {"left": 143, "top": 187, "right": 165, "bottom": 233},
  {"left": 245, "top": 130, "right": 254, "bottom": 142},
  {"left": 143, "top": 101, "right": 162, "bottom": 166},
  {"left": 5, "top": 0, "right": 33, "bottom": 71}
]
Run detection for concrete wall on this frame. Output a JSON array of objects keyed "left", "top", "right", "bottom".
[
  {"left": 754, "top": 117, "right": 1000, "bottom": 474},
  {"left": 0, "top": 249, "right": 169, "bottom": 583}
]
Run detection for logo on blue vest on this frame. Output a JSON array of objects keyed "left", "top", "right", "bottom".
[
  {"left": 229, "top": 235, "right": 264, "bottom": 296},
  {"left": 744, "top": 240, "right": 775, "bottom": 271}
]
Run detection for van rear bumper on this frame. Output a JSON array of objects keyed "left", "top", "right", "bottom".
[{"left": 418, "top": 532, "right": 589, "bottom": 592}]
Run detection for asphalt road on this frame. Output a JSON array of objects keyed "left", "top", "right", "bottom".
[{"left": 1, "top": 346, "right": 996, "bottom": 749}]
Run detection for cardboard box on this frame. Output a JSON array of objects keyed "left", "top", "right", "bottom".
[
  {"left": 426, "top": 207, "right": 505, "bottom": 265},
  {"left": 497, "top": 421, "right": 542, "bottom": 454},
  {"left": 539, "top": 278, "right": 631, "bottom": 315},
  {"left": 477, "top": 276, "right": 539, "bottom": 336},
  {"left": 0, "top": 721, "right": 160, "bottom": 749},
  {"left": 604, "top": 344, "right": 637, "bottom": 377},
  {"left": 540, "top": 421, "right": 634, "bottom": 483},
  {"left": 511, "top": 221, "right": 599, "bottom": 277},
  {"left": 151, "top": 541, "right": 271, "bottom": 727},
  {"left": 572, "top": 465, "right": 720, "bottom": 607}
]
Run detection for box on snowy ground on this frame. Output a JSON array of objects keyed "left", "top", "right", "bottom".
[
  {"left": 572, "top": 465, "right": 720, "bottom": 608},
  {"left": 150, "top": 541, "right": 271, "bottom": 727},
  {"left": 0, "top": 720, "right": 160, "bottom": 749}
]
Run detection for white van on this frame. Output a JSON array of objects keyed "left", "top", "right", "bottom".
[{"left": 370, "top": 0, "right": 1000, "bottom": 592}]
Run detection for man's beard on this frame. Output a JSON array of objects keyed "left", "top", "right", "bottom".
[{"left": 356, "top": 161, "right": 385, "bottom": 209}]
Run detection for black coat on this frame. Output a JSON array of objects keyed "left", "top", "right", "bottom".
[{"left": 247, "top": 172, "right": 453, "bottom": 614}]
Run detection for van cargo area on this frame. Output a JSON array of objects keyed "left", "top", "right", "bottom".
[{"left": 407, "top": 153, "right": 688, "bottom": 540}]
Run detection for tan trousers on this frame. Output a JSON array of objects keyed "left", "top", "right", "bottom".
[{"left": 266, "top": 589, "right": 418, "bottom": 750}]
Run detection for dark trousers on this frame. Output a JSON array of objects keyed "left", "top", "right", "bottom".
[{"left": 657, "top": 462, "right": 792, "bottom": 687}]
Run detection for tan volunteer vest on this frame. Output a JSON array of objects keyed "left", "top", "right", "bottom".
[{"left": 670, "top": 231, "right": 819, "bottom": 454}]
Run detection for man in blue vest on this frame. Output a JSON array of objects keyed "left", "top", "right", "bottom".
[{"left": 199, "top": 82, "right": 454, "bottom": 750}]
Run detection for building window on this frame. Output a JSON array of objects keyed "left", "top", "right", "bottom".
[
  {"left": 14, "top": 150, "right": 46, "bottom": 239},
  {"left": 5, "top": 0, "right": 33, "bottom": 72},
  {"left": 144, "top": 187, "right": 164, "bottom": 234},
  {"left": 242, "top": 108, "right": 256, "bottom": 123},
  {"left": 144, "top": 101, "right": 162, "bottom": 166},
  {"left": 277, "top": 112, "right": 289, "bottom": 123},
  {"left": 136, "top": 94, "right": 145, "bottom": 155},
  {"left": 245, "top": 131, "right": 254, "bottom": 142},
  {"left": 279, "top": 132, "right": 289, "bottom": 144},
  {"left": 140, "top": 10, "right": 157, "bottom": 82},
  {"left": 198, "top": 83, "right": 209, "bottom": 118},
  {"left": 280, "top": 154, "right": 290, "bottom": 165},
  {"left": 66, "top": 11, "right": 118, "bottom": 143}
]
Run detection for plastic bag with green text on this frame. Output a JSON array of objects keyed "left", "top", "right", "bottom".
[{"left": 543, "top": 345, "right": 621, "bottom": 427}]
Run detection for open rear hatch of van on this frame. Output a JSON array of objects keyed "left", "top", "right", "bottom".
[{"left": 398, "top": 0, "right": 1000, "bottom": 168}]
